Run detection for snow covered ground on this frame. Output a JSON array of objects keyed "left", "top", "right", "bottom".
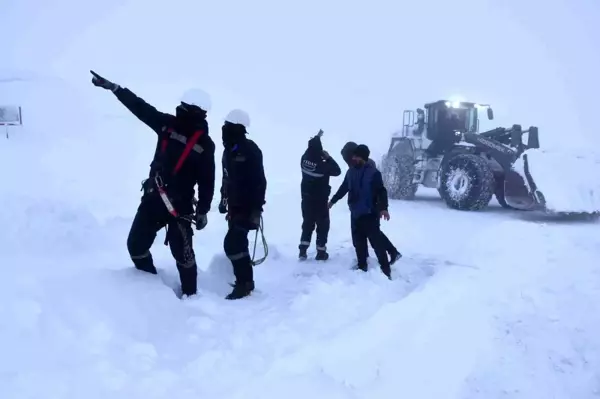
[{"left": 1, "top": 73, "right": 600, "bottom": 399}]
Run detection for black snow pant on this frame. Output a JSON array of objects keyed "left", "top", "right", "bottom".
[
  {"left": 351, "top": 213, "right": 391, "bottom": 277},
  {"left": 224, "top": 219, "right": 254, "bottom": 285},
  {"left": 352, "top": 218, "right": 397, "bottom": 258},
  {"left": 126, "top": 194, "right": 197, "bottom": 295},
  {"left": 299, "top": 197, "right": 330, "bottom": 251}
]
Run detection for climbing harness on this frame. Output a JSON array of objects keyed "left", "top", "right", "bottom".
[{"left": 251, "top": 215, "right": 269, "bottom": 266}]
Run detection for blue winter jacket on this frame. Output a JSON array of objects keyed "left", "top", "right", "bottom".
[{"left": 330, "top": 162, "right": 389, "bottom": 219}]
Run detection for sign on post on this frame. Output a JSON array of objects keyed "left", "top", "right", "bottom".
[{"left": 0, "top": 105, "right": 23, "bottom": 138}]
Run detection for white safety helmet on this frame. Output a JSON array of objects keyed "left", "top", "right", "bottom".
[
  {"left": 180, "top": 88, "right": 212, "bottom": 112},
  {"left": 224, "top": 109, "right": 250, "bottom": 128}
]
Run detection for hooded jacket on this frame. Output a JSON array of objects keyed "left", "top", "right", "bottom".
[
  {"left": 300, "top": 136, "right": 341, "bottom": 199},
  {"left": 330, "top": 161, "right": 388, "bottom": 218},
  {"left": 341, "top": 141, "right": 376, "bottom": 169}
]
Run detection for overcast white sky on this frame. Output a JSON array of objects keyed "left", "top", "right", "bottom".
[{"left": 2, "top": 0, "right": 599, "bottom": 152}]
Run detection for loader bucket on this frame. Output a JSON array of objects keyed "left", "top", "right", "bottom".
[
  {"left": 503, "top": 155, "right": 545, "bottom": 211},
  {"left": 507, "top": 149, "right": 600, "bottom": 215}
]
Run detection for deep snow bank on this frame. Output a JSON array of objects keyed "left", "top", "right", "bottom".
[
  {"left": 0, "top": 70, "right": 96, "bottom": 140},
  {"left": 513, "top": 148, "right": 600, "bottom": 213},
  {"left": 0, "top": 71, "right": 158, "bottom": 219}
]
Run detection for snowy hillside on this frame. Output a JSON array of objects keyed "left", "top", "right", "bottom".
[{"left": 3, "top": 0, "right": 600, "bottom": 398}]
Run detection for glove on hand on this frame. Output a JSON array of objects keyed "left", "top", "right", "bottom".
[
  {"left": 90, "top": 70, "right": 120, "bottom": 92},
  {"left": 195, "top": 213, "right": 207, "bottom": 231}
]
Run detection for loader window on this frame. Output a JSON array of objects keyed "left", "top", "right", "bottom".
[
  {"left": 466, "top": 108, "right": 478, "bottom": 132},
  {"left": 445, "top": 107, "right": 476, "bottom": 133}
]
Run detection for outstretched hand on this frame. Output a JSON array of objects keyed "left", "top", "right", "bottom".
[{"left": 90, "top": 70, "right": 119, "bottom": 92}]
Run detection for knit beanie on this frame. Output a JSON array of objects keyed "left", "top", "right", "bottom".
[{"left": 353, "top": 144, "right": 370, "bottom": 161}]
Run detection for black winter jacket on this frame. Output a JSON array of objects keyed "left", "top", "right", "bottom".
[
  {"left": 300, "top": 138, "right": 341, "bottom": 200},
  {"left": 220, "top": 138, "right": 267, "bottom": 215},
  {"left": 114, "top": 88, "right": 216, "bottom": 215}
]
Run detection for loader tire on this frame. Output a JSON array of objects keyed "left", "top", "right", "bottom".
[
  {"left": 439, "top": 153, "right": 494, "bottom": 211},
  {"left": 382, "top": 153, "right": 418, "bottom": 200}
]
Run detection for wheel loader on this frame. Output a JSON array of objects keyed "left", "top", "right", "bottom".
[{"left": 380, "top": 99, "right": 561, "bottom": 212}]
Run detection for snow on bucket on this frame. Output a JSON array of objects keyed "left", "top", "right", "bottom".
[{"left": 512, "top": 148, "right": 600, "bottom": 214}]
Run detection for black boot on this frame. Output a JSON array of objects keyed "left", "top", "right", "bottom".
[
  {"left": 355, "top": 263, "right": 368, "bottom": 272},
  {"left": 132, "top": 254, "right": 158, "bottom": 274},
  {"left": 381, "top": 264, "right": 392, "bottom": 280},
  {"left": 315, "top": 249, "right": 329, "bottom": 261},
  {"left": 177, "top": 263, "right": 198, "bottom": 297},
  {"left": 389, "top": 250, "right": 402, "bottom": 265},
  {"left": 226, "top": 281, "right": 255, "bottom": 300},
  {"left": 298, "top": 245, "right": 308, "bottom": 260}
]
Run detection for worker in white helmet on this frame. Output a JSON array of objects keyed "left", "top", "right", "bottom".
[
  {"left": 218, "top": 109, "right": 267, "bottom": 300},
  {"left": 90, "top": 70, "right": 216, "bottom": 299}
]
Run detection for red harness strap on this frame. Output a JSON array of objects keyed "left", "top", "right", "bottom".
[
  {"left": 160, "top": 128, "right": 204, "bottom": 176},
  {"left": 173, "top": 129, "right": 204, "bottom": 174},
  {"left": 156, "top": 128, "right": 205, "bottom": 218}
]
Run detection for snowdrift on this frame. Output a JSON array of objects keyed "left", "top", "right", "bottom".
[
  {"left": 0, "top": 71, "right": 177, "bottom": 219},
  {"left": 513, "top": 148, "right": 600, "bottom": 213}
]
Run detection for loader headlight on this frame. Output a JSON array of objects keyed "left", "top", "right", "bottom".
[{"left": 445, "top": 101, "right": 463, "bottom": 108}]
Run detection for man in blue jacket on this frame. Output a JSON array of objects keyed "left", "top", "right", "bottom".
[
  {"left": 329, "top": 144, "right": 392, "bottom": 278},
  {"left": 340, "top": 142, "right": 401, "bottom": 265}
]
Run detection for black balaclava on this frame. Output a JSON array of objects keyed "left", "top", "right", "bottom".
[
  {"left": 222, "top": 121, "right": 247, "bottom": 149},
  {"left": 352, "top": 144, "right": 370, "bottom": 167},
  {"left": 341, "top": 141, "right": 358, "bottom": 167},
  {"left": 175, "top": 102, "right": 207, "bottom": 129}
]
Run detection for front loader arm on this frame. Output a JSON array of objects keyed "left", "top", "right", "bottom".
[{"left": 462, "top": 133, "right": 518, "bottom": 172}]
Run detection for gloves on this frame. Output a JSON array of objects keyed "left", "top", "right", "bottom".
[
  {"left": 90, "top": 70, "right": 120, "bottom": 92},
  {"left": 195, "top": 213, "right": 207, "bottom": 231},
  {"left": 218, "top": 197, "right": 228, "bottom": 214}
]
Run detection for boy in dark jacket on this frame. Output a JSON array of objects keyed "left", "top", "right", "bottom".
[
  {"left": 329, "top": 144, "right": 392, "bottom": 278},
  {"left": 90, "top": 70, "right": 215, "bottom": 298},
  {"left": 218, "top": 109, "right": 267, "bottom": 300},
  {"left": 299, "top": 130, "right": 341, "bottom": 260},
  {"left": 340, "top": 142, "right": 401, "bottom": 265}
]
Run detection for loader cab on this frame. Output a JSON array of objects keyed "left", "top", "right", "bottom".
[
  {"left": 425, "top": 100, "right": 478, "bottom": 141},
  {"left": 399, "top": 100, "right": 494, "bottom": 157},
  {"left": 402, "top": 100, "right": 494, "bottom": 139}
]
